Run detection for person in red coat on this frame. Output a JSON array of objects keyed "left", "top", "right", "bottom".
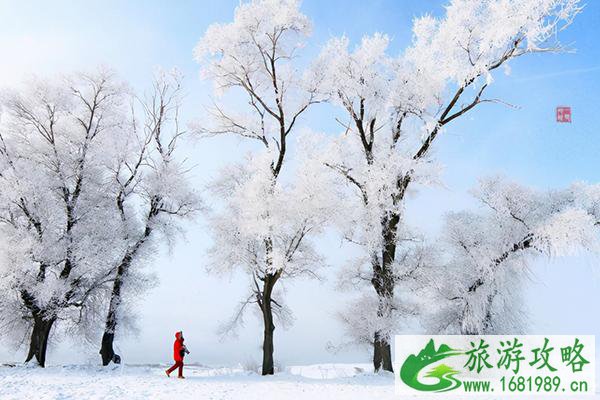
[{"left": 165, "top": 331, "right": 189, "bottom": 378}]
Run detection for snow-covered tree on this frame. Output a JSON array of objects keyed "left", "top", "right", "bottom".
[
  {"left": 426, "top": 177, "right": 600, "bottom": 335},
  {"left": 0, "top": 71, "right": 127, "bottom": 367},
  {"left": 194, "top": 0, "right": 330, "bottom": 375},
  {"left": 99, "top": 70, "right": 199, "bottom": 366},
  {"left": 315, "top": 0, "right": 582, "bottom": 371},
  {"left": 334, "top": 237, "right": 439, "bottom": 354},
  {"left": 0, "top": 70, "right": 199, "bottom": 368}
]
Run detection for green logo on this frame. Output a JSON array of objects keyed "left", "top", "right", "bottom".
[
  {"left": 397, "top": 336, "right": 594, "bottom": 395},
  {"left": 400, "top": 339, "right": 464, "bottom": 392}
]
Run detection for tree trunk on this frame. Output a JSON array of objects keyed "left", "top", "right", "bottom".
[
  {"left": 100, "top": 291, "right": 121, "bottom": 366},
  {"left": 25, "top": 315, "right": 56, "bottom": 367},
  {"left": 260, "top": 272, "right": 278, "bottom": 375},
  {"left": 373, "top": 331, "right": 393, "bottom": 372},
  {"left": 100, "top": 258, "right": 128, "bottom": 366},
  {"left": 371, "top": 211, "right": 400, "bottom": 373},
  {"left": 372, "top": 298, "right": 394, "bottom": 372},
  {"left": 100, "top": 330, "right": 117, "bottom": 366},
  {"left": 100, "top": 204, "right": 157, "bottom": 366}
]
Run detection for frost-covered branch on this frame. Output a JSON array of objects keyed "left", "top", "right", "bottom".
[
  {"left": 314, "top": 0, "right": 582, "bottom": 372},
  {"left": 423, "top": 177, "right": 600, "bottom": 335}
]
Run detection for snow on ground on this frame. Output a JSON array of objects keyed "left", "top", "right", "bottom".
[
  {"left": 0, "top": 363, "right": 397, "bottom": 400},
  {"left": 1, "top": 363, "right": 598, "bottom": 400}
]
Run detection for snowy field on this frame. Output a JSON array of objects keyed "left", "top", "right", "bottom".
[
  {"left": 1, "top": 363, "right": 598, "bottom": 400},
  {"left": 0, "top": 363, "right": 398, "bottom": 400}
]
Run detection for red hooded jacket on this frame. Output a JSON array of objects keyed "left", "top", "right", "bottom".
[{"left": 173, "top": 331, "right": 185, "bottom": 362}]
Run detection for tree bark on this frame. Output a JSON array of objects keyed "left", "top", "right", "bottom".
[
  {"left": 372, "top": 297, "right": 394, "bottom": 372},
  {"left": 100, "top": 219, "right": 154, "bottom": 366},
  {"left": 100, "top": 330, "right": 117, "bottom": 366},
  {"left": 370, "top": 211, "right": 400, "bottom": 373},
  {"left": 99, "top": 282, "right": 121, "bottom": 366},
  {"left": 373, "top": 331, "right": 393, "bottom": 372},
  {"left": 99, "top": 256, "right": 130, "bottom": 366},
  {"left": 25, "top": 314, "right": 56, "bottom": 368},
  {"left": 260, "top": 272, "right": 278, "bottom": 375}
]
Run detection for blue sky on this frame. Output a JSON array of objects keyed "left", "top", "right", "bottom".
[{"left": 0, "top": 0, "right": 599, "bottom": 367}]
